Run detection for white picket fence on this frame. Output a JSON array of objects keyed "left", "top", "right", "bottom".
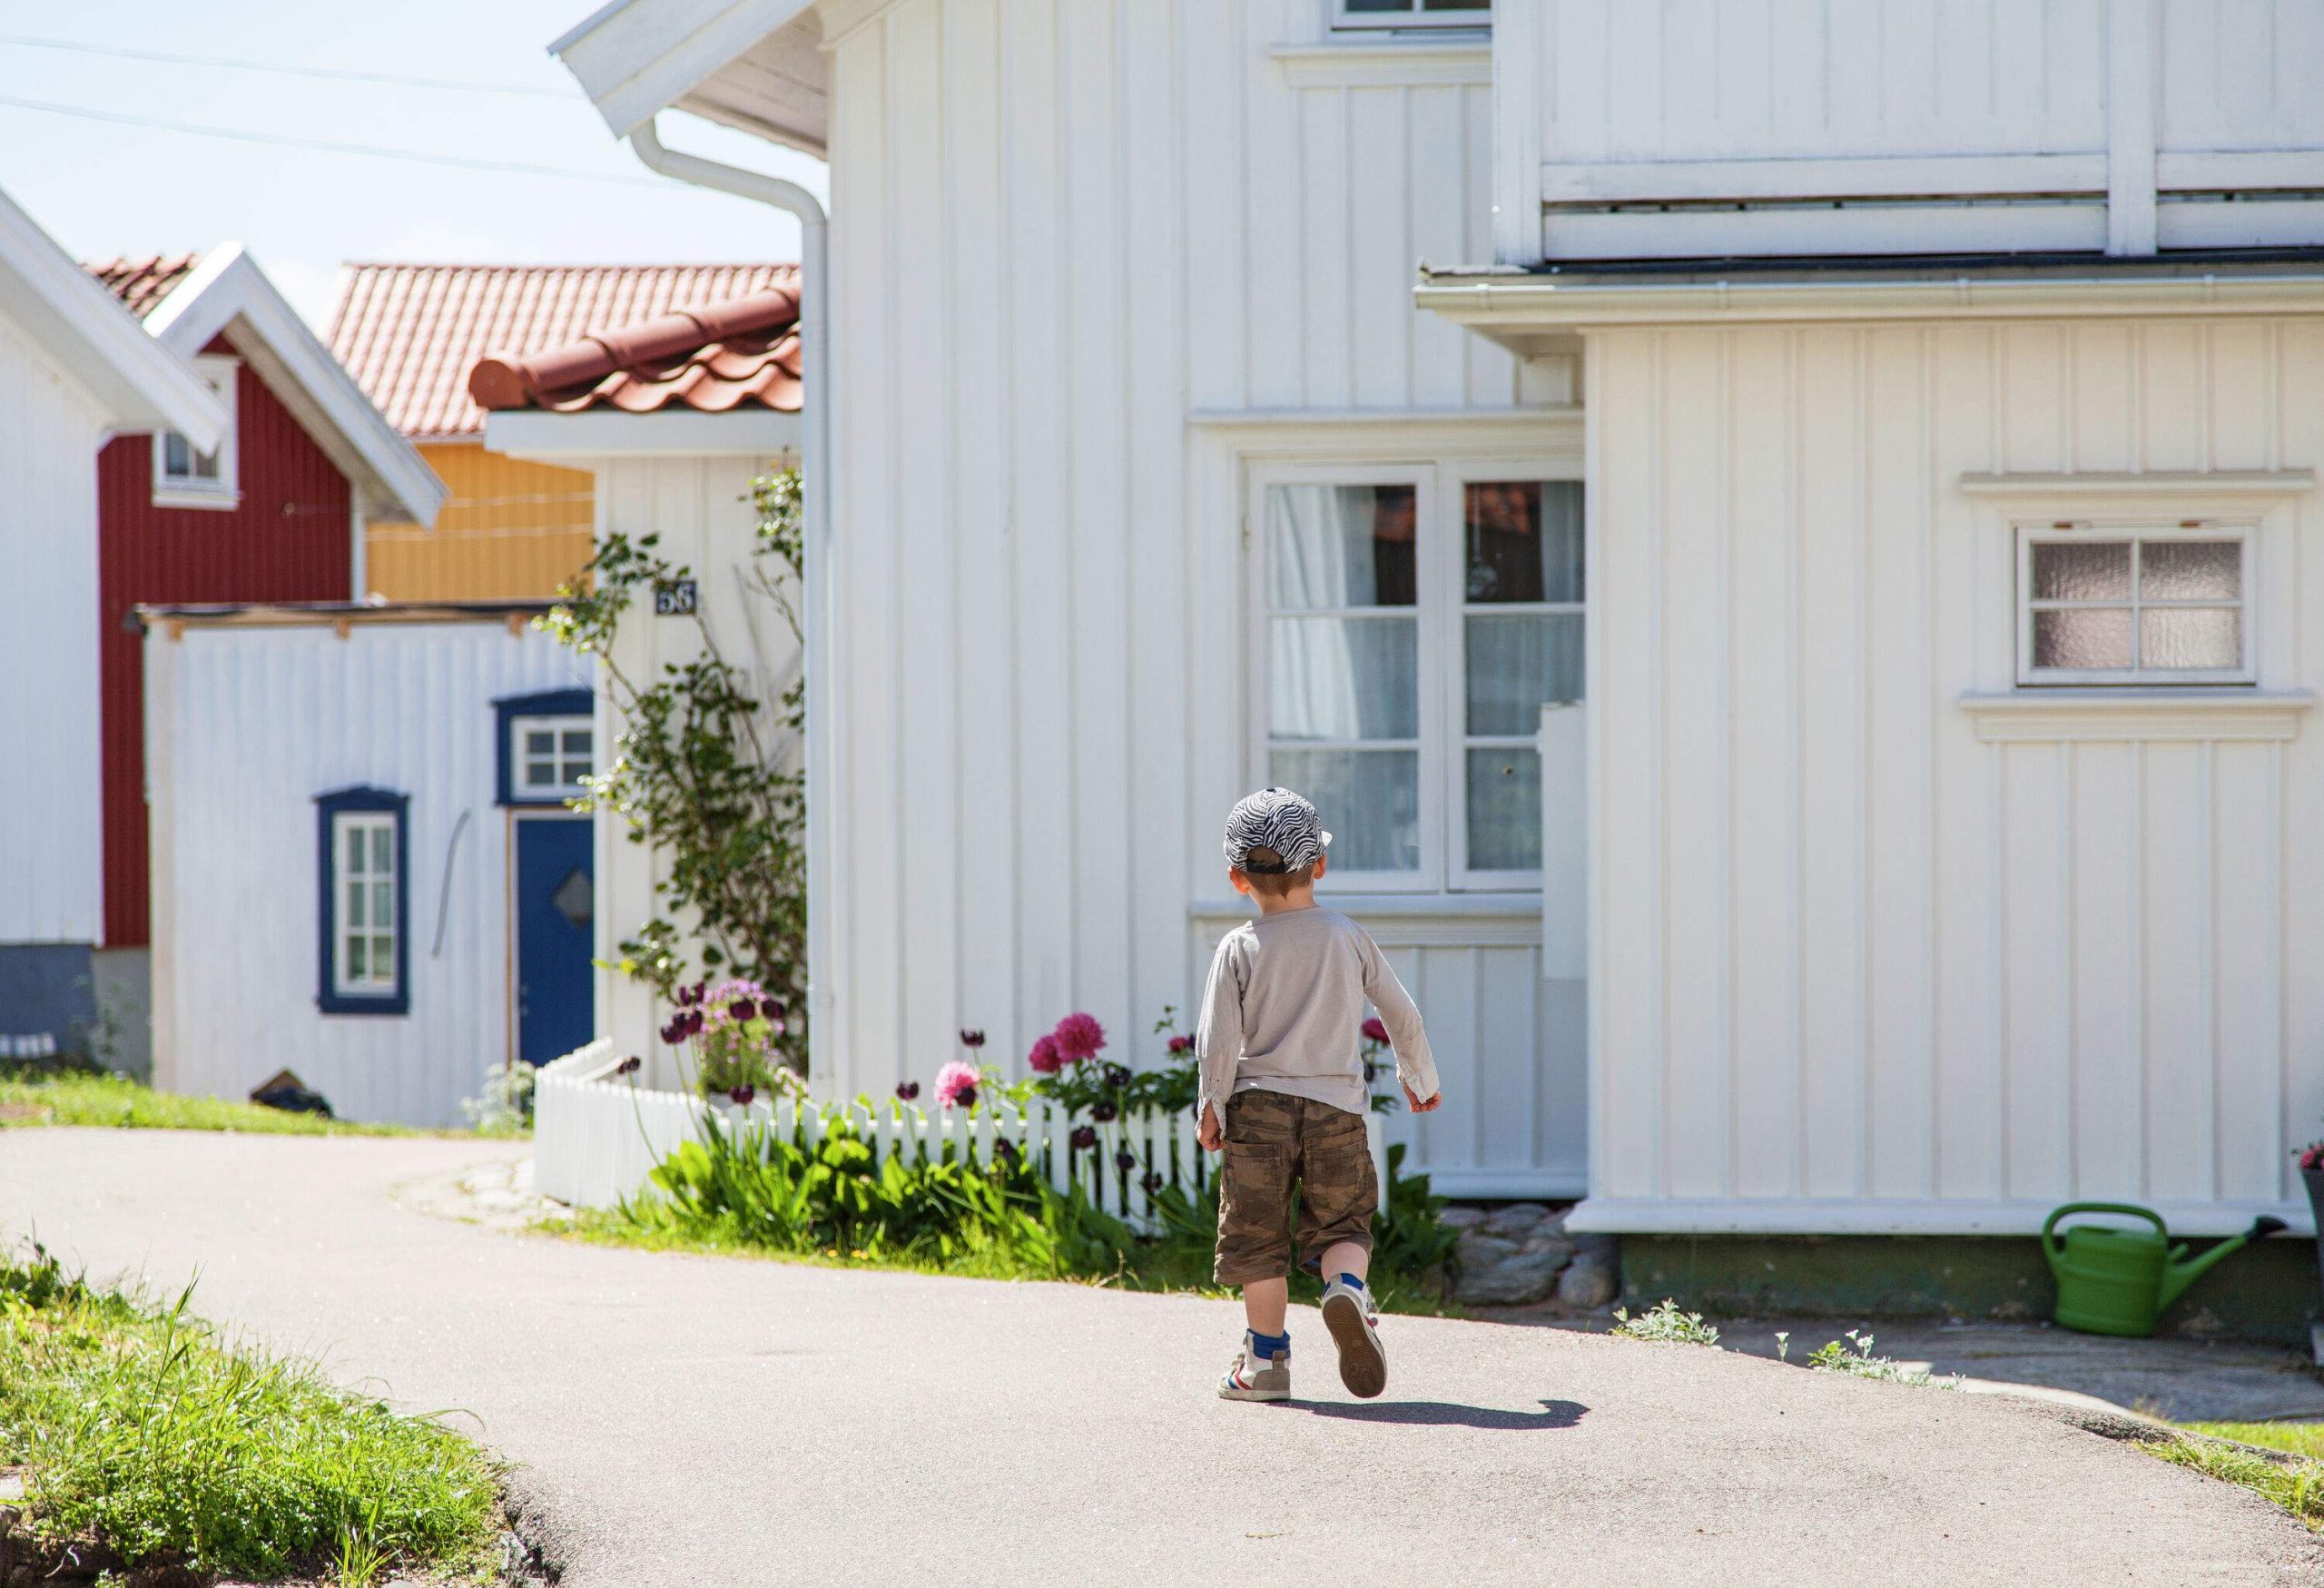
[{"left": 532, "top": 1041, "right": 1388, "bottom": 1235}]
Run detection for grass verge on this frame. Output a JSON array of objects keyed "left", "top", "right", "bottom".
[
  {"left": 2147, "top": 1422, "right": 2324, "bottom": 1531},
  {"left": 0, "top": 1246, "right": 501, "bottom": 1583},
  {"left": 0, "top": 1068, "right": 407, "bottom": 1136}
]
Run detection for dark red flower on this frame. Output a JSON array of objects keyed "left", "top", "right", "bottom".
[
  {"left": 659, "top": 1021, "right": 684, "bottom": 1046},
  {"left": 760, "top": 998, "right": 784, "bottom": 1021},
  {"left": 1114, "top": 1149, "right": 1137, "bottom": 1173},
  {"left": 728, "top": 998, "right": 757, "bottom": 1021},
  {"left": 679, "top": 982, "right": 705, "bottom": 1007},
  {"left": 993, "top": 1137, "right": 1019, "bottom": 1164},
  {"left": 729, "top": 1084, "right": 755, "bottom": 1107},
  {"left": 1361, "top": 1018, "right": 1391, "bottom": 1045},
  {"left": 896, "top": 1081, "right": 921, "bottom": 1100},
  {"left": 1167, "top": 1034, "right": 1195, "bottom": 1055},
  {"left": 1102, "top": 1063, "right": 1131, "bottom": 1090},
  {"left": 1069, "top": 1125, "right": 1098, "bottom": 1151},
  {"left": 1090, "top": 1100, "right": 1118, "bottom": 1124},
  {"left": 1052, "top": 1012, "right": 1106, "bottom": 1062},
  {"left": 682, "top": 1009, "right": 705, "bottom": 1036},
  {"left": 1141, "top": 1171, "right": 1164, "bottom": 1193},
  {"left": 615, "top": 1055, "right": 642, "bottom": 1076},
  {"left": 954, "top": 1083, "right": 979, "bottom": 1110},
  {"left": 960, "top": 1029, "right": 987, "bottom": 1049}
]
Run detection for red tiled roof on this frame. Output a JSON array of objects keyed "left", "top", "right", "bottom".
[
  {"left": 328, "top": 262, "right": 800, "bottom": 439},
  {"left": 84, "top": 252, "right": 201, "bottom": 320},
  {"left": 468, "top": 289, "right": 801, "bottom": 417}
]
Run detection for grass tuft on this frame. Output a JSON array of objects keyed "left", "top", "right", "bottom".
[
  {"left": 2149, "top": 1427, "right": 2324, "bottom": 1531},
  {"left": 0, "top": 1243, "right": 498, "bottom": 1580},
  {"left": 0, "top": 1067, "right": 406, "bottom": 1135}
]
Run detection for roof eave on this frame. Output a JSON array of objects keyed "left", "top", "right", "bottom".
[
  {"left": 551, "top": 0, "right": 825, "bottom": 152},
  {"left": 1417, "top": 264, "right": 2324, "bottom": 348}
]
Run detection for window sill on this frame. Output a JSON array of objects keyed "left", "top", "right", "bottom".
[
  {"left": 152, "top": 487, "right": 242, "bottom": 512},
  {"left": 1269, "top": 37, "right": 1490, "bottom": 86},
  {"left": 317, "top": 992, "right": 409, "bottom": 1017},
  {"left": 1959, "top": 688, "right": 2316, "bottom": 742}
]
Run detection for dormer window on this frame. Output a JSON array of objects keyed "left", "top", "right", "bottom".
[
  {"left": 153, "top": 354, "right": 239, "bottom": 509},
  {"left": 1334, "top": 0, "right": 1489, "bottom": 28}
]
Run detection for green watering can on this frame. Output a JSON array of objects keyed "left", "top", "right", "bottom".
[{"left": 2043, "top": 1203, "right": 2287, "bottom": 1337}]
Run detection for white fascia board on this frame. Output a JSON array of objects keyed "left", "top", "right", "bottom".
[
  {"left": 552, "top": 0, "right": 821, "bottom": 144},
  {"left": 148, "top": 247, "right": 448, "bottom": 527},
  {"left": 1416, "top": 269, "right": 2324, "bottom": 338},
  {"left": 485, "top": 406, "right": 802, "bottom": 460},
  {"left": 1566, "top": 1196, "right": 2314, "bottom": 1238},
  {"left": 0, "top": 186, "right": 225, "bottom": 447}
]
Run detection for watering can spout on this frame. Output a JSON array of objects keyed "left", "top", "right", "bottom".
[{"left": 2157, "top": 1214, "right": 2288, "bottom": 1311}]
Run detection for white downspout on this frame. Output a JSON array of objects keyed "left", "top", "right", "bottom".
[{"left": 625, "top": 120, "right": 839, "bottom": 1092}]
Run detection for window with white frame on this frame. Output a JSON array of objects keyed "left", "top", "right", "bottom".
[
  {"left": 510, "top": 716, "right": 593, "bottom": 799},
  {"left": 1334, "top": 0, "right": 1490, "bottom": 27},
  {"left": 2017, "top": 526, "right": 2252, "bottom": 686},
  {"left": 1255, "top": 465, "right": 1581, "bottom": 891},
  {"left": 152, "top": 354, "right": 239, "bottom": 508},
  {"left": 333, "top": 812, "right": 399, "bottom": 998}
]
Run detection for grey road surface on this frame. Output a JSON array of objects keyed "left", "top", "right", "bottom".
[{"left": 2, "top": 1129, "right": 2316, "bottom": 1587}]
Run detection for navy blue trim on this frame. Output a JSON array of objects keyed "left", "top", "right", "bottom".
[
  {"left": 492, "top": 687, "right": 594, "bottom": 807},
  {"left": 314, "top": 785, "right": 410, "bottom": 1016}
]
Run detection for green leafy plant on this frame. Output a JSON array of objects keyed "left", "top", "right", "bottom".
[
  {"left": 459, "top": 1060, "right": 536, "bottom": 1133},
  {"left": 541, "top": 468, "right": 809, "bottom": 1068},
  {"left": 1610, "top": 1298, "right": 1722, "bottom": 1346},
  {"left": 1803, "top": 1328, "right": 1957, "bottom": 1387}
]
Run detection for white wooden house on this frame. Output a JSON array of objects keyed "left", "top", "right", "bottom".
[{"left": 545, "top": 0, "right": 2324, "bottom": 1235}]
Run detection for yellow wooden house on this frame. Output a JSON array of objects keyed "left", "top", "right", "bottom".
[{"left": 329, "top": 263, "right": 798, "bottom": 599}]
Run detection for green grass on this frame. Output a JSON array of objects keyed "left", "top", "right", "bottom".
[
  {"left": 0, "top": 1068, "right": 408, "bottom": 1136},
  {"left": 0, "top": 1246, "right": 501, "bottom": 1583},
  {"left": 2149, "top": 1424, "right": 2324, "bottom": 1530}
]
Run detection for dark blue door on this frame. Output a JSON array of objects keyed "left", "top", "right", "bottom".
[{"left": 515, "top": 818, "right": 594, "bottom": 1064}]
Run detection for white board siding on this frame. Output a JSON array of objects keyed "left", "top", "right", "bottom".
[
  {"left": 0, "top": 307, "right": 110, "bottom": 943},
  {"left": 146, "top": 623, "right": 589, "bottom": 1126},
  {"left": 1582, "top": 318, "right": 2324, "bottom": 1234},
  {"left": 821, "top": 0, "right": 1559, "bottom": 1107},
  {"left": 586, "top": 454, "right": 802, "bottom": 1090}
]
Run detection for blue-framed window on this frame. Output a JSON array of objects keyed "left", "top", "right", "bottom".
[
  {"left": 316, "top": 786, "right": 409, "bottom": 1016},
  {"left": 493, "top": 688, "right": 595, "bottom": 807}
]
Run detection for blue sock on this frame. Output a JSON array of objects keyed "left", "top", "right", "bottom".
[
  {"left": 1247, "top": 1327, "right": 1290, "bottom": 1362},
  {"left": 1335, "top": 1272, "right": 1366, "bottom": 1293}
]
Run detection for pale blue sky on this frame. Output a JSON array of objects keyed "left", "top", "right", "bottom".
[{"left": 0, "top": 1, "right": 828, "bottom": 330}]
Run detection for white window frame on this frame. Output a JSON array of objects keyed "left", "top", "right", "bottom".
[
  {"left": 331, "top": 811, "right": 399, "bottom": 1001},
  {"left": 1246, "top": 456, "right": 1581, "bottom": 895},
  {"left": 151, "top": 353, "right": 241, "bottom": 510},
  {"left": 2015, "top": 523, "right": 2256, "bottom": 687},
  {"left": 1331, "top": 0, "right": 1491, "bottom": 30},
  {"left": 509, "top": 715, "right": 594, "bottom": 801}
]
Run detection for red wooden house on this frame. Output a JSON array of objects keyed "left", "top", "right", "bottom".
[{"left": 83, "top": 247, "right": 442, "bottom": 1059}]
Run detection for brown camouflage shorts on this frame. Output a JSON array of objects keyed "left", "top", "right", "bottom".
[{"left": 1213, "top": 1090, "right": 1377, "bottom": 1286}]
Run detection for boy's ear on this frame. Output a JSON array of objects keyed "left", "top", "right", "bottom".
[
  {"left": 1228, "top": 865, "right": 1251, "bottom": 897},
  {"left": 1312, "top": 853, "right": 1328, "bottom": 881}
]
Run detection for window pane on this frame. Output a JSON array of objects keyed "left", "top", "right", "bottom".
[
  {"left": 1268, "top": 749, "right": 1420, "bottom": 871},
  {"left": 1467, "top": 747, "right": 1541, "bottom": 871},
  {"left": 1466, "top": 480, "right": 1581, "bottom": 604},
  {"left": 372, "top": 935, "right": 395, "bottom": 981},
  {"left": 526, "top": 730, "right": 555, "bottom": 755},
  {"left": 371, "top": 827, "right": 392, "bottom": 873},
  {"left": 2033, "top": 607, "right": 2132, "bottom": 669},
  {"left": 526, "top": 761, "right": 556, "bottom": 786},
  {"left": 348, "top": 934, "right": 368, "bottom": 980},
  {"left": 2140, "top": 607, "right": 2240, "bottom": 669},
  {"left": 2031, "top": 541, "right": 2131, "bottom": 601},
  {"left": 373, "top": 880, "right": 394, "bottom": 929},
  {"left": 1267, "top": 616, "right": 1418, "bottom": 739},
  {"left": 561, "top": 728, "right": 591, "bottom": 755},
  {"left": 347, "top": 880, "right": 366, "bottom": 927},
  {"left": 191, "top": 449, "right": 219, "bottom": 481},
  {"left": 1466, "top": 613, "right": 1584, "bottom": 733},
  {"left": 1265, "top": 484, "right": 1417, "bottom": 608},
  {"left": 2140, "top": 541, "right": 2240, "bottom": 601},
  {"left": 344, "top": 825, "right": 365, "bottom": 873}
]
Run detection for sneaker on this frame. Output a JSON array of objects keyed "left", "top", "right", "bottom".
[
  {"left": 1320, "top": 1276, "right": 1386, "bottom": 1398},
  {"left": 1218, "top": 1334, "right": 1290, "bottom": 1402}
]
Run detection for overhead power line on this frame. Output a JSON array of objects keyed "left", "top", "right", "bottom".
[
  {"left": 0, "top": 34, "right": 578, "bottom": 98},
  {"left": 0, "top": 94, "right": 669, "bottom": 187}
]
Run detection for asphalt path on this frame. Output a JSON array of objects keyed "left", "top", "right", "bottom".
[{"left": 2, "top": 1129, "right": 2317, "bottom": 1587}]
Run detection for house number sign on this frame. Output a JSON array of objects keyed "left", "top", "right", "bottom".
[{"left": 655, "top": 578, "right": 699, "bottom": 616}]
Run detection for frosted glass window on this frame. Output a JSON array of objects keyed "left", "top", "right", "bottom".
[{"left": 2020, "top": 530, "right": 2249, "bottom": 684}]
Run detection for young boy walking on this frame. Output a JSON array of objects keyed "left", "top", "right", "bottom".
[{"left": 1197, "top": 787, "right": 1442, "bottom": 1402}]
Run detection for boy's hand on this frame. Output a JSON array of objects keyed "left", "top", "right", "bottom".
[
  {"left": 1197, "top": 1102, "right": 1224, "bottom": 1152},
  {"left": 1403, "top": 1081, "right": 1443, "bottom": 1114}
]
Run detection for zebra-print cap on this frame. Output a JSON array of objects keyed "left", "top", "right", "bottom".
[{"left": 1222, "top": 787, "right": 1333, "bottom": 873}]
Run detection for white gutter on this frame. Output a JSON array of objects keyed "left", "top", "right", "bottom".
[{"left": 625, "top": 119, "right": 838, "bottom": 1090}]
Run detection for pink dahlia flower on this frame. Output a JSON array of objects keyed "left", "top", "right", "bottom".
[
  {"left": 935, "top": 1060, "right": 982, "bottom": 1110},
  {"left": 1361, "top": 1018, "right": 1391, "bottom": 1045},
  {"left": 1052, "top": 1012, "right": 1107, "bottom": 1062},
  {"left": 1027, "top": 1034, "right": 1063, "bottom": 1075},
  {"left": 1167, "top": 1034, "right": 1195, "bottom": 1055}
]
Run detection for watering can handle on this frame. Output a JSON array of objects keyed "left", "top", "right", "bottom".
[{"left": 2041, "top": 1202, "right": 2167, "bottom": 1261}]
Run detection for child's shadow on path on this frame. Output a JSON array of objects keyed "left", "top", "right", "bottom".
[{"left": 1296, "top": 1398, "right": 1587, "bottom": 1429}]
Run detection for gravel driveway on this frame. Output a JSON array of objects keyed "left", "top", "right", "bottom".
[{"left": 1, "top": 1129, "right": 2316, "bottom": 1587}]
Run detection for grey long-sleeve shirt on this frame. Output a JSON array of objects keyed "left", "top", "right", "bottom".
[{"left": 1196, "top": 905, "right": 1440, "bottom": 1119}]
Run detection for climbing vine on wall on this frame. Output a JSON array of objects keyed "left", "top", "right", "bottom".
[{"left": 540, "top": 468, "right": 809, "bottom": 1071}]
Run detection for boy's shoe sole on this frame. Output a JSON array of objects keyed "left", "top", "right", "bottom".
[
  {"left": 1217, "top": 1379, "right": 1291, "bottom": 1403},
  {"left": 1322, "top": 1290, "right": 1387, "bottom": 1398}
]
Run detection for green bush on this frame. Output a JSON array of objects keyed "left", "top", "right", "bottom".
[{"left": 0, "top": 1246, "right": 497, "bottom": 1580}]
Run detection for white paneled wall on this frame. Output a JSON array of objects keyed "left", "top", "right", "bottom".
[
  {"left": 0, "top": 310, "right": 109, "bottom": 942},
  {"left": 146, "top": 621, "right": 589, "bottom": 1125},
  {"left": 821, "top": 0, "right": 1563, "bottom": 1115},
  {"left": 1579, "top": 317, "right": 2324, "bottom": 1235}
]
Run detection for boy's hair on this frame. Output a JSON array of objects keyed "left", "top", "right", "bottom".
[{"left": 1236, "top": 845, "right": 1315, "bottom": 898}]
